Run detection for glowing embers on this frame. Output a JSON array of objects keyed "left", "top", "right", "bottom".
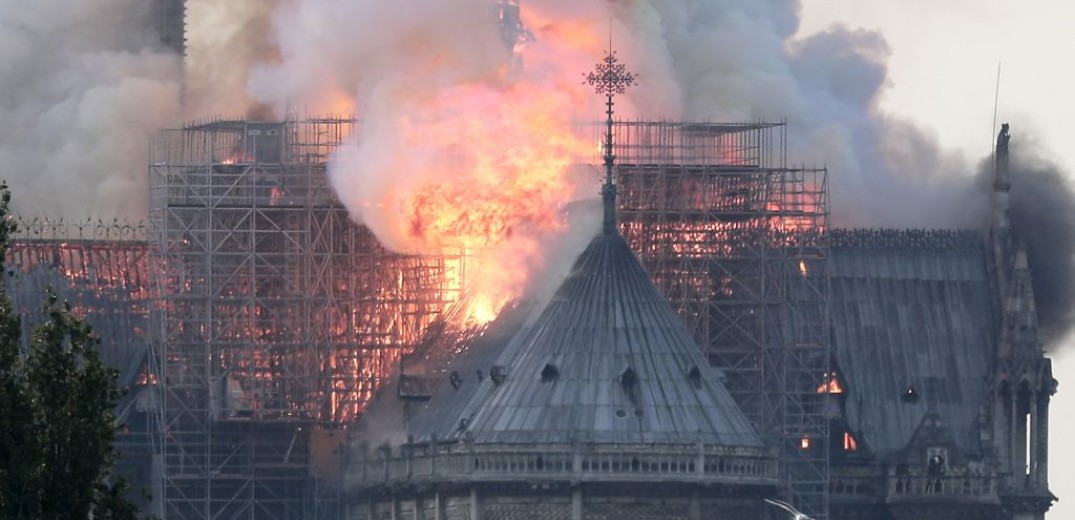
[
  {"left": 798, "top": 260, "right": 808, "bottom": 276},
  {"left": 7, "top": 240, "right": 150, "bottom": 296},
  {"left": 817, "top": 371, "right": 845, "bottom": 395},
  {"left": 764, "top": 186, "right": 827, "bottom": 234},
  {"left": 619, "top": 220, "right": 760, "bottom": 258},
  {"left": 799, "top": 436, "right": 813, "bottom": 452},
  {"left": 843, "top": 431, "right": 859, "bottom": 452},
  {"left": 136, "top": 369, "right": 159, "bottom": 386},
  {"left": 463, "top": 292, "right": 501, "bottom": 327}
]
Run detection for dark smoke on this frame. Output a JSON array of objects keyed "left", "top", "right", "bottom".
[{"left": 1003, "top": 143, "right": 1075, "bottom": 345}]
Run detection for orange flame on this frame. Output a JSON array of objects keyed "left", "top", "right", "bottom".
[
  {"left": 349, "top": 82, "right": 592, "bottom": 326},
  {"left": 817, "top": 371, "right": 845, "bottom": 394},
  {"left": 332, "top": 6, "right": 618, "bottom": 327},
  {"left": 843, "top": 431, "right": 858, "bottom": 451}
]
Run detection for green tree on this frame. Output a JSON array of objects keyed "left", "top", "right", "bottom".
[{"left": 0, "top": 182, "right": 140, "bottom": 519}]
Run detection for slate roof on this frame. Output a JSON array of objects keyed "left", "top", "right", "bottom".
[
  {"left": 829, "top": 230, "right": 995, "bottom": 459},
  {"left": 410, "top": 229, "right": 761, "bottom": 447}
]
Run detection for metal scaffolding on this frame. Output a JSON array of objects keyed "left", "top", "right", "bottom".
[
  {"left": 148, "top": 119, "right": 460, "bottom": 520},
  {"left": 602, "top": 121, "right": 831, "bottom": 518},
  {"left": 144, "top": 116, "right": 828, "bottom": 519}
]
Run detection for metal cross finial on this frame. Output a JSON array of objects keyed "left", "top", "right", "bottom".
[
  {"left": 584, "top": 41, "right": 636, "bottom": 235},
  {"left": 584, "top": 50, "right": 638, "bottom": 97}
]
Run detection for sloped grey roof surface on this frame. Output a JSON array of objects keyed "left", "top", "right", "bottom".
[
  {"left": 415, "top": 231, "right": 761, "bottom": 447},
  {"left": 403, "top": 301, "right": 538, "bottom": 441},
  {"left": 829, "top": 230, "right": 995, "bottom": 459}
]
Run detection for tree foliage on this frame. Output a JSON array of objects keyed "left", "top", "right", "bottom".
[{"left": 0, "top": 182, "right": 140, "bottom": 519}]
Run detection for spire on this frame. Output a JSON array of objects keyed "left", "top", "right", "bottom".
[{"left": 585, "top": 38, "right": 636, "bottom": 235}]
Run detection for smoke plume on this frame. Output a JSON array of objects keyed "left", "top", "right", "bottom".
[
  {"left": 629, "top": 1, "right": 988, "bottom": 228},
  {"left": 242, "top": 0, "right": 1075, "bottom": 334},
  {"left": 185, "top": 0, "right": 286, "bottom": 119},
  {"left": 0, "top": 0, "right": 182, "bottom": 221},
  {"left": 7, "top": 0, "right": 1070, "bottom": 339},
  {"left": 1003, "top": 142, "right": 1075, "bottom": 344},
  {"left": 245, "top": 0, "right": 1003, "bottom": 232},
  {"left": 249, "top": 0, "right": 619, "bottom": 319}
]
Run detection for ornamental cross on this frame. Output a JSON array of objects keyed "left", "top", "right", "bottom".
[{"left": 584, "top": 50, "right": 637, "bottom": 96}]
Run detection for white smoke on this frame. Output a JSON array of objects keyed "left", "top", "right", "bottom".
[
  {"left": 0, "top": 0, "right": 182, "bottom": 221},
  {"left": 185, "top": 0, "right": 285, "bottom": 119}
]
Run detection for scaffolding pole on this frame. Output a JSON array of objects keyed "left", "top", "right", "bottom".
[{"left": 148, "top": 119, "right": 458, "bottom": 520}]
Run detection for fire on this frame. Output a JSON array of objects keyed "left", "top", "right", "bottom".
[
  {"left": 843, "top": 431, "right": 858, "bottom": 451},
  {"left": 817, "top": 371, "right": 845, "bottom": 394},
  {"left": 337, "top": 79, "right": 592, "bottom": 327},
  {"left": 326, "top": 3, "right": 618, "bottom": 328},
  {"left": 466, "top": 295, "right": 499, "bottom": 326},
  {"left": 767, "top": 201, "right": 821, "bottom": 233}
]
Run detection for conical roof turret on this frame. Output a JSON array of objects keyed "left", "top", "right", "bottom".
[{"left": 426, "top": 229, "right": 761, "bottom": 446}]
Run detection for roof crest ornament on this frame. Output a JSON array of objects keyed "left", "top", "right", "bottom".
[{"left": 584, "top": 31, "right": 637, "bottom": 235}]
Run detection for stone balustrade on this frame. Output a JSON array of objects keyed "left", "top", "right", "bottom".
[
  {"left": 351, "top": 442, "right": 775, "bottom": 488},
  {"left": 887, "top": 475, "right": 996, "bottom": 499}
]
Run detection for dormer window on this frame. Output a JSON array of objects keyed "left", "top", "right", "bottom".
[
  {"left": 620, "top": 367, "right": 638, "bottom": 391},
  {"left": 540, "top": 363, "right": 559, "bottom": 383},
  {"left": 902, "top": 385, "right": 919, "bottom": 403},
  {"left": 926, "top": 447, "right": 948, "bottom": 475},
  {"left": 687, "top": 365, "right": 702, "bottom": 388},
  {"left": 490, "top": 365, "right": 508, "bottom": 385},
  {"left": 620, "top": 367, "right": 640, "bottom": 404}
]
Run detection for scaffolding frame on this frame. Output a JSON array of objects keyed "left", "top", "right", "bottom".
[
  {"left": 147, "top": 117, "right": 830, "bottom": 518},
  {"left": 148, "top": 119, "right": 459, "bottom": 520},
  {"left": 606, "top": 121, "right": 831, "bottom": 518}
]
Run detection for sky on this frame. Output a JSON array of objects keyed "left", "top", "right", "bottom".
[{"left": 799, "top": 1, "right": 1074, "bottom": 516}]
